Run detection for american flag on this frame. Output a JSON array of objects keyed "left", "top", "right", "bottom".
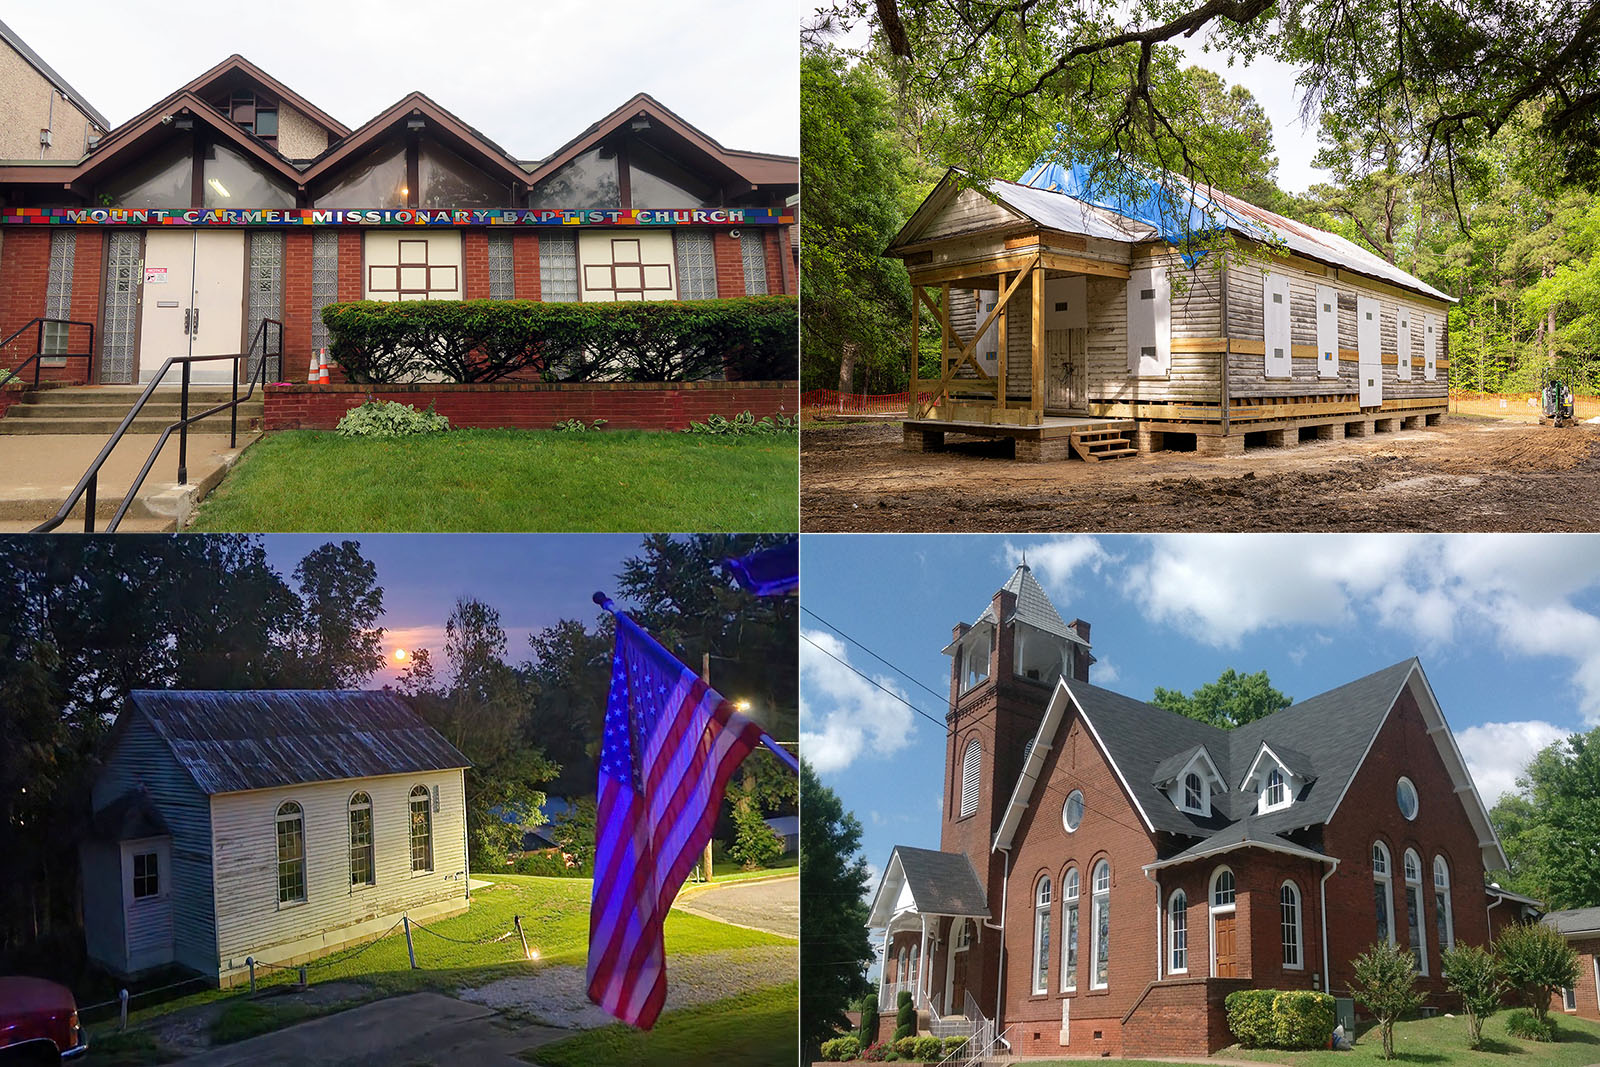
[{"left": 585, "top": 611, "right": 769, "bottom": 1029}]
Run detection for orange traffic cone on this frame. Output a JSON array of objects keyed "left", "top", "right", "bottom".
[
  {"left": 319, "top": 349, "right": 331, "bottom": 385},
  {"left": 306, "top": 351, "right": 318, "bottom": 384}
]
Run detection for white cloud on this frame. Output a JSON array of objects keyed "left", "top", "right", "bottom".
[
  {"left": 799, "top": 629, "right": 918, "bottom": 774},
  {"left": 1092, "top": 656, "right": 1120, "bottom": 684},
  {"left": 1454, "top": 720, "right": 1572, "bottom": 805},
  {"left": 1002, "top": 536, "right": 1116, "bottom": 589}
]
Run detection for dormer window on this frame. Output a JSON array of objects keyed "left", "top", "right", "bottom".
[
  {"left": 1160, "top": 747, "right": 1222, "bottom": 817},
  {"left": 1183, "top": 773, "right": 1204, "bottom": 812},
  {"left": 1266, "top": 769, "right": 1285, "bottom": 807},
  {"left": 1244, "top": 743, "right": 1306, "bottom": 814}
]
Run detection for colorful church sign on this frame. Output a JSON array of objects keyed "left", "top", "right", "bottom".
[{"left": 0, "top": 207, "right": 794, "bottom": 227}]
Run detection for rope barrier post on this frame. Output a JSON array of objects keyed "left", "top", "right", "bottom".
[
  {"left": 298, "top": 965, "right": 308, "bottom": 989},
  {"left": 246, "top": 957, "right": 256, "bottom": 994},
  {"left": 403, "top": 915, "right": 418, "bottom": 970},
  {"left": 514, "top": 915, "right": 529, "bottom": 960},
  {"left": 118, "top": 988, "right": 129, "bottom": 1032}
]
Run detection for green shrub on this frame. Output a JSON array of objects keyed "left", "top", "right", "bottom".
[
  {"left": 1505, "top": 1008, "right": 1556, "bottom": 1041},
  {"left": 1350, "top": 940, "right": 1426, "bottom": 1060},
  {"left": 1225, "top": 988, "right": 1278, "bottom": 1048},
  {"left": 862, "top": 1041, "right": 889, "bottom": 1062},
  {"left": 1272, "top": 991, "right": 1336, "bottom": 1050},
  {"left": 553, "top": 417, "right": 608, "bottom": 431},
  {"left": 892, "top": 1036, "right": 918, "bottom": 1058},
  {"left": 1442, "top": 943, "right": 1506, "bottom": 1049},
  {"left": 333, "top": 399, "right": 450, "bottom": 437},
  {"left": 508, "top": 848, "right": 594, "bottom": 878},
  {"left": 942, "top": 1035, "right": 966, "bottom": 1053},
  {"left": 683, "top": 410, "right": 798, "bottom": 436},
  {"left": 1496, "top": 922, "right": 1581, "bottom": 1023},
  {"left": 858, "top": 996, "right": 878, "bottom": 1046},
  {"left": 821, "top": 1035, "right": 862, "bottom": 1061},
  {"left": 910, "top": 1035, "right": 941, "bottom": 1060},
  {"left": 892, "top": 991, "right": 915, "bottom": 1042},
  {"left": 727, "top": 803, "right": 785, "bottom": 869},
  {"left": 322, "top": 296, "right": 798, "bottom": 383}
]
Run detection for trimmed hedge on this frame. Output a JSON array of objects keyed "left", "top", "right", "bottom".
[
  {"left": 820, "top": 1035, "right": 861, "bottom": 1061},
  {"left": 321, "top": 296, "right": 797, "bottom": 384},
  {"left": 1225, "top": 989, "right": 1335, "bottom": 1050},
  {"left": 892, "top": 990, "right": 915, "bottom": 1042}
]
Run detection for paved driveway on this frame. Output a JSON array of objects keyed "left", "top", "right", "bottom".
[{"left": 675, "top": 873, "right": 799, "bottom": 938}]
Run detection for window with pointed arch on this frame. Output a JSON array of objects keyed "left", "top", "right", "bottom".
[
  {"left": 1280, "top": 881, "right": 1302, "bottom": 969},
  {"left": 1433, "top": 856, "right": 1454, "bottom": 952},
  {"left": 1090, "top": 860, "right": 1111, "bottom": 989},
  {"left": 1183, "top": 772, "right": 1204, "bottom": 812},
  {"left": 276, "top": 801, "right": 306, "bottom": 905},
  {"left": 960, "top": 738, "right": 981, "bottom": 819},
  {"left": 1372, "top": 841, "right": 1394, "bottom": 945},
  {"left": 1169, "top": 889, "right": 1188, "bottom": 974},
  {"left": 1061, "top": 867, "right": 1080, "bottom": 992},
  {"left": 909, "top": 942, "right": 920, "bottom": 991},
  {"left": 409, "top": 785, "right": 434, "bottom": 873},
  {"left": 1033, "top": 875, "right": 1053, "bottom": 994},
  {"left": 348, "top": 791, "right": 374, "bottom": 887},
  {"left": 1404, "top": 848, "right": 1427, "bottom": 974}
]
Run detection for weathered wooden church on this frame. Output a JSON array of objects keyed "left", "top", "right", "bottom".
[
  {"left": 886, "top": 164, "right": 1451, "bottom": 460},
  {"left": 81, "top": 690, "right": 471, "bottom": 987},
  {"left": 865, "top": 564, "right": 1538, "bottom": 1057}
]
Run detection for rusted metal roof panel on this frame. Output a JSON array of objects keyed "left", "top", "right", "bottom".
[
  {"left": 984, "top": 175, "right": 1159, "bottom": 243},
  {"left": 127, "top": 690, "right": 469, "bottom": 796}
]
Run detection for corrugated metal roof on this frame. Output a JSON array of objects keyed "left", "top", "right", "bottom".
[
  {"left": 127, "top": 690, "right": 470, "bottom": 796},
  {"left": 983, "top": 174, "right": 1158, "bottom": 243}
]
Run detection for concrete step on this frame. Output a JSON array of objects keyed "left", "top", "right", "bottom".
[
  {"left": 6, "top": 401, "right": 263, "bottom": 420},
  {"left": 0, "top": 417, "right": 258, "bottom": 435},
  {"left": 0, "top": 516, "right": 176, "bottom": 533},
  {"left": 23, "top": 386, "right": 250, "bottom": 404}
]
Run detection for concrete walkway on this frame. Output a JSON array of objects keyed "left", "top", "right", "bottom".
[
  {"left": 0, "top": 430, "right": 255, "bottom": 532},
  {"left": 675, "top": 872, "right": 799, "bottom": 938}
]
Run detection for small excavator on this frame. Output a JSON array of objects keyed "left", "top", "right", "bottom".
[{"left": 1539, "top": 368, "right": 1576, "bottom": 427}]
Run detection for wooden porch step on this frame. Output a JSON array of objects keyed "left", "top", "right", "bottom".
[{"left": 1070, "top": 428, "right": 1137, "bottom": 461}]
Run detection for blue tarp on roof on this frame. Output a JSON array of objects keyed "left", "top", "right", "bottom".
[{"left": 1017, "top": 157, "right": 1267, "bottom": 267}]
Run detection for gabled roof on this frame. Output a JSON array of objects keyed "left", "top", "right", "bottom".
[
  {"left": 888, "top": 169, "right": 1154, "bottom": 254},
  {"left": 1151, "top": 743, "right": 1226, "bottom": 789},
  {"left": 90, "top": 789, "right": 169, "bottom": 842},
  {"left": 0, "top": 19, "right": 109, "bottom": 130},
  {"left": 1544, "top": 907, "right": 1600, "bottom": 937},
  {"left": 523, "top": 92, "right": 797, "bottom": 191},
  {"left": 991, "top": 659, "right": 1508, "bottom": 870},
  {"left": 299, "top": 91, "right": 530, "bottom": 189},
  {"left": 177, "top": 54, "right": 351, "bottom": 139},
  {"left": 944, "top": 564, "right": 1088, "bottom": 656},
  {"left": 867, "top": 845, "right": 991, "bottom": 928},
  {"left": 122, "top": 690, "right": 469, "bottom": 796},
  {"left": 1241, "top": 740, "right": 1317, "bottom": 787}
]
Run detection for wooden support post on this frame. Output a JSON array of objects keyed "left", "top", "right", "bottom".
[
  {"left": 996, "top": 272, "right": 1008, "bottom": 411},
  {"left": 1031, "top": 264, "right": 1044, "bottom": 414},
  {"left": 909, "top": 286, "right": 920, "bottom": 418},
  {"left": 940, "top": 283, "right": 953, "bottom": 384}
]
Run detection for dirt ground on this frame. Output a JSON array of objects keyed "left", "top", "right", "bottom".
[{"left": 801, "top": 414, "right": 1600, "bottom": 532}]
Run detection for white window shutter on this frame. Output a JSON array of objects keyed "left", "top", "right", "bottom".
[
  {"left": 1315, "top": 284, "right": 1339, "bottom": 379},
  {"left": 1263, "top": 272, "right": 1292, "bottom": 379},
  {"left": 1127, "top": 266, "right": 1169, "bottom": 377},
  {"left": 1397, "top": 309, "right": 1412, "bottom": 380},
  {"left": 1424, "top": 314, "right": 1438, "bottom": 381}
]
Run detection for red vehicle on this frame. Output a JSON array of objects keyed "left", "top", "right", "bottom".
[{"left": 0, "top": 977, "right": 87, "bottom": 1062}]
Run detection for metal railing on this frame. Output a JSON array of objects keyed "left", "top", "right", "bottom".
[
  {"left": 0, "top": 317, "right": 96, "bottom": 388},
  {"left": 936, "top": 993, "right": 999, "bottom": 1066},
  {"left": 31, "top": 318, "right": 283, "bottom": 533}
]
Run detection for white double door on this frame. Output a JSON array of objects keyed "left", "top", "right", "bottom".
[{"left": 138, "top": 230, "right": 245, "bottom": 383}]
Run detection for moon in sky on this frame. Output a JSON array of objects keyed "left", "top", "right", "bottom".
[{"left": 393, "top": 648, "right": 408, "bottom": 662}]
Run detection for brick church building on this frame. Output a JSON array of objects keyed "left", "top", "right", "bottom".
[
  {"left": 0, "top": 51, "right": 796, "bottom": 386},
  {"left": 866, "top": 564, "right": 1539, "bottom": 1057}
]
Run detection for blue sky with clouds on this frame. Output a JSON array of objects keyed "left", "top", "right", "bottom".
[{"left": 801, "top": 534, "right": 1600, "bottom": 890}]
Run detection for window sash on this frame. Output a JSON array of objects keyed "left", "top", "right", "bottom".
[
  {"left": 1033, "top": 898, "right": 1051, "bottom": 993},
  {"left": 132, "top": 852, "right": 159, "bottom": 899},
  {"left": 1170, "top": 897, "right": 1188, "bottom": 973},
  {"left": 1281, "top": 886, "right": 1301, "bottom": 967},
  {"left": 277, "top": 812, "right": 306, "bottom": 904},
  {"left": 1375, "top": 877, "right": 1392, "bottom": 944},
  {"left": 1406, "top": 885, "right": 1426, "bottom": 973},
  {"left": 410, "top": 791, "right": 434, "bottom": 872},
  {"left": 1062, "top": 902, "right": 1078, "bottom": 991},
  {"left": 1091, "top": 894, "right": 1110, "bottom": 988},
  {"left": 349, "top": 804, "right": 375, "bottom": 887}
]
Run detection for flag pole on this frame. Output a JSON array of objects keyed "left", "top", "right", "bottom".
[{"left": 593, "top": 592, "right": 798, "bottom": 774}]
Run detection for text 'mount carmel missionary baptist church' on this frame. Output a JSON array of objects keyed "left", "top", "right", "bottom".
[
  {"left": 866, "top": 564, "right": 1540, "bottom": 1058},
  {"left": 0, "top": 50, "right": 796, "bottom": 386}
]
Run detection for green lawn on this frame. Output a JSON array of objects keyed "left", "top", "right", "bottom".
[
  {"left": 189, "top": 429, "right": 798, "bottom": 531},
  {"left": 527, "top": 981, "right": 799, "bottom": 1067}
]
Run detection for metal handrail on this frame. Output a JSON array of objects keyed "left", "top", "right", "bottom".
[
  {"left": 31, "top": 318, "right": 283, "bottom": 533},
  {"left": 0, "top": 317, "right": 96, "bottom": 388}
]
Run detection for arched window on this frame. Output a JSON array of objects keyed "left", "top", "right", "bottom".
[
  {"left": 1210, "top": 867, "right": 1237, "bottom": 977},
  {"left": 1433, "top": 856, "right": 1454, "bottom": 952},
  {"left": 276, "top": 801, "right": 306, "bottom": 904},
  {"left": 909, "top": 942, "right": 920, "bottom": 990},
  {"left": 1169, "top": 890, "right": 1188, "bottom": 974},
  {"left": 1372, "top": 842, "right": 1394, "bottom": 945},
  {"left": 1280, "top": 881, "right": 1302, "bottom": 969},
  {"left": 348, "top": 791, "right": 374, "bottom": 887},
  {"left": 1090, "top": 861, "right": 1110, "bottom": 989},
  {"left": 1061, "top": 868, "right": 1080, "bottom": 992},
  {"left": 1266, "top": 768, "right": 1285, "bottom": 807},
  {"left": 409, "top": 785, "right": 434, "bottom": 873},
  {"left": 1212, "top": 868, "right": 1236, "bottom": 908},
  {"left": 1404, "top": 848, "right": 1427, "bottom": 974},
  {"left": 1184, "top": 772, "right": 1204, "bottom": 811},
  {"left": 1033, "top": 876, "right": 1052, "bottom": 993},
  {"left": 960, "top": 739, "right": 981, "bottom": 818}
]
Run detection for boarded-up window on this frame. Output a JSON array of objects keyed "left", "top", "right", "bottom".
[
  {"left": 1126, "top": 266, "right": 1169, "bottom": 377},
  {"left": 1397, "top": 310, "right": 1413, "bottom": 380},
  {"left": 960, "top": 739, "right": 981, "bottom": 818},
  {"left": 1315, "top": 284, "right": 1339, "bottom": 379},
  {"left": 1263, "top": 272, "right": 1292, "bottom": 379},
  {"left": 1424, "top": 314, "right": 1438, "bottom": 381}
]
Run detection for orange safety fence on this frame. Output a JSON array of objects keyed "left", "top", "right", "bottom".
[
  {"left": 802, "top": 389, "right": 934, "bottom": 416},
  {"left": 1449, "top": 390, "right": 1600, "bottom": 420}
]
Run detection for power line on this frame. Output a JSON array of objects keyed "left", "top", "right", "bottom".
[
  {"left": 800, "top": 632, "right": 949, "bottom": 735},
  {"left": 802, "top": 606, "right": 952, "bottom": 707}
]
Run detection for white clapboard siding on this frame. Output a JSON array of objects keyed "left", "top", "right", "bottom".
[
  {"left": 80, "top": 841, "right": 127, "bottom": 974},
  {"left": 92, "top": 716, "right": 217, "bottom": 974},
  {"left": 209, "top": 769, "right": 468, "bottom": 971},
  {"left": 123, "top": 837, "right": 175, "bottom": 971}
]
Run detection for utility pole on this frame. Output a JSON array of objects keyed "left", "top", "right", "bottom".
[{"left": 701, "top": 651, "right": 715, "bottom": 884}]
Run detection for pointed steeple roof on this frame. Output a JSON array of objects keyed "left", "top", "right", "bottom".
[{"left": 977, "top": 563, "right": 1088, "bottom": 646}]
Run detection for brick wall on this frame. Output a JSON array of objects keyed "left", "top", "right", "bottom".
[
  {"left": 1552, "top": 937, "right": 1599, "bottom": 1021},
  {"left": 1122, "top": 977, "right": 1251, "bottom": 1056},
  {"left": 714, "top": 231, "right": 745, "bottom": 299},
  {"left": 463, "top": 231, "right": 490, "bottom": 299},
  {"left": 263, "top": 380, "right": 797, "bottom": 431},
  {"left": 284, "top": 230, "right": 314, "bottom": 380},
  {"left": 512, "top": 232, "right": 541, "bottom": 300},
  {"left": 337, "top": 230, "right": 363, "bottom": 302}
]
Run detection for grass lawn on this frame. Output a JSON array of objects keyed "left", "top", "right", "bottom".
[
  {"left": 188, "top": 429, "right": 797, "bottom": 532},
  {"left": 526, "top": 981, "right": 799, "bottom": 1067},
  {"left": 116, "top": 875, "right": 791, "bottom": 1027}
]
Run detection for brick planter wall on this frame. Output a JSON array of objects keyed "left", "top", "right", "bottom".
[{"left": 263, "top": 380, "right": 797, "bottom": 431}]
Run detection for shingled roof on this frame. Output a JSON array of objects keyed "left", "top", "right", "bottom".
[
  {"left": 124, "top": 690, "right": 469, "bottom": 796},
  {"left": 867, "top": 845, "right": 992, "bottom": 928},
  {"left": 1545, "top": 907, "right": 1600, "bottom": 937}
]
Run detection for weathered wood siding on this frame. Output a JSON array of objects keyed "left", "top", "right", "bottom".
[
  {"left": 209, "top": 769, "right": 468, "bottom": 972},
  {"left": 1226, "top": 251, "right": 1450, "bottom": 402},
  {"left": 123, "top": 837, "right": 175, "bottom": 972},
  {"left": 1086, "top": 250, "right": 1226, "bottom": 403},
  {"left": 921, "top": 187, "right": 1016, "bottom": 242},
  {"left": 92, "top": 715, "right": 217, "bottom": 974}
]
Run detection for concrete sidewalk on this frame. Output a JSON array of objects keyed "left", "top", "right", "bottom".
[{"left": 0, "top": 431, "right": 257, "bottom": 532}]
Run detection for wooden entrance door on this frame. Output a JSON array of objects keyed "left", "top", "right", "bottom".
[
  {"left": 1213, "top": 913, "right": 1238, "bottom": 977},
  {"left": 950, "top": 944, "right": 969, "bottom": 1011},
  {"left": 1045, "top": 328, "right": 1087, "bottom": 412}
]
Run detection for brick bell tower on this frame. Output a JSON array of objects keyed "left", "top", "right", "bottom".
[{"left": 937, "top": 563, "right": 1093, "bottom": 1016}]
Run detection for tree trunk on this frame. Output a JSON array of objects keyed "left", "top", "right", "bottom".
[{"left": 839, "top": 341, "right": 858, "bottom": 394}]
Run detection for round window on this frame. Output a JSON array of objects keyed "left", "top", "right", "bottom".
[
  {"left": 1396, "top": 777, "right": 1418, "bottom": 821},
  {"left": 1062, "top": 790, "right": 1085, "bottom": 832}
]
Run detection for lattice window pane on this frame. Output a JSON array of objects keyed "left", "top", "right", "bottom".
[
  {"left": 42, "top": 230, "right": 76, "bottom": 358},
  {"left": 539, "top": 232, "right": 579, "bottom": 302},
  {"left": 276, "top": 805, "right": 306, "bottom": 904},
  {"left": 311, "top": 229, "right": 339, "bottom": 360},
  {"left": 246, "top": 231, "right": 284, "bottom": 380},
  {"left": 675, "top": 230, "right": 717, "bottom": 300},
  {"left": 488, "top": 231, "right": 516, "bottom": 299},
  {"left": 740, "top": 230, "right": 768, "bottom": 295},
  {"left": 99, "top": 231, "right": 141, "bottom": 384}
]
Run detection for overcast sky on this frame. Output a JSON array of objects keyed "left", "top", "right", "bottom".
[
  {"left": 802, "top": 533, "right": 1600, "bottom": 910},
  {"left": 3, "top": 0, "right": 798, "bottom": 159}
]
